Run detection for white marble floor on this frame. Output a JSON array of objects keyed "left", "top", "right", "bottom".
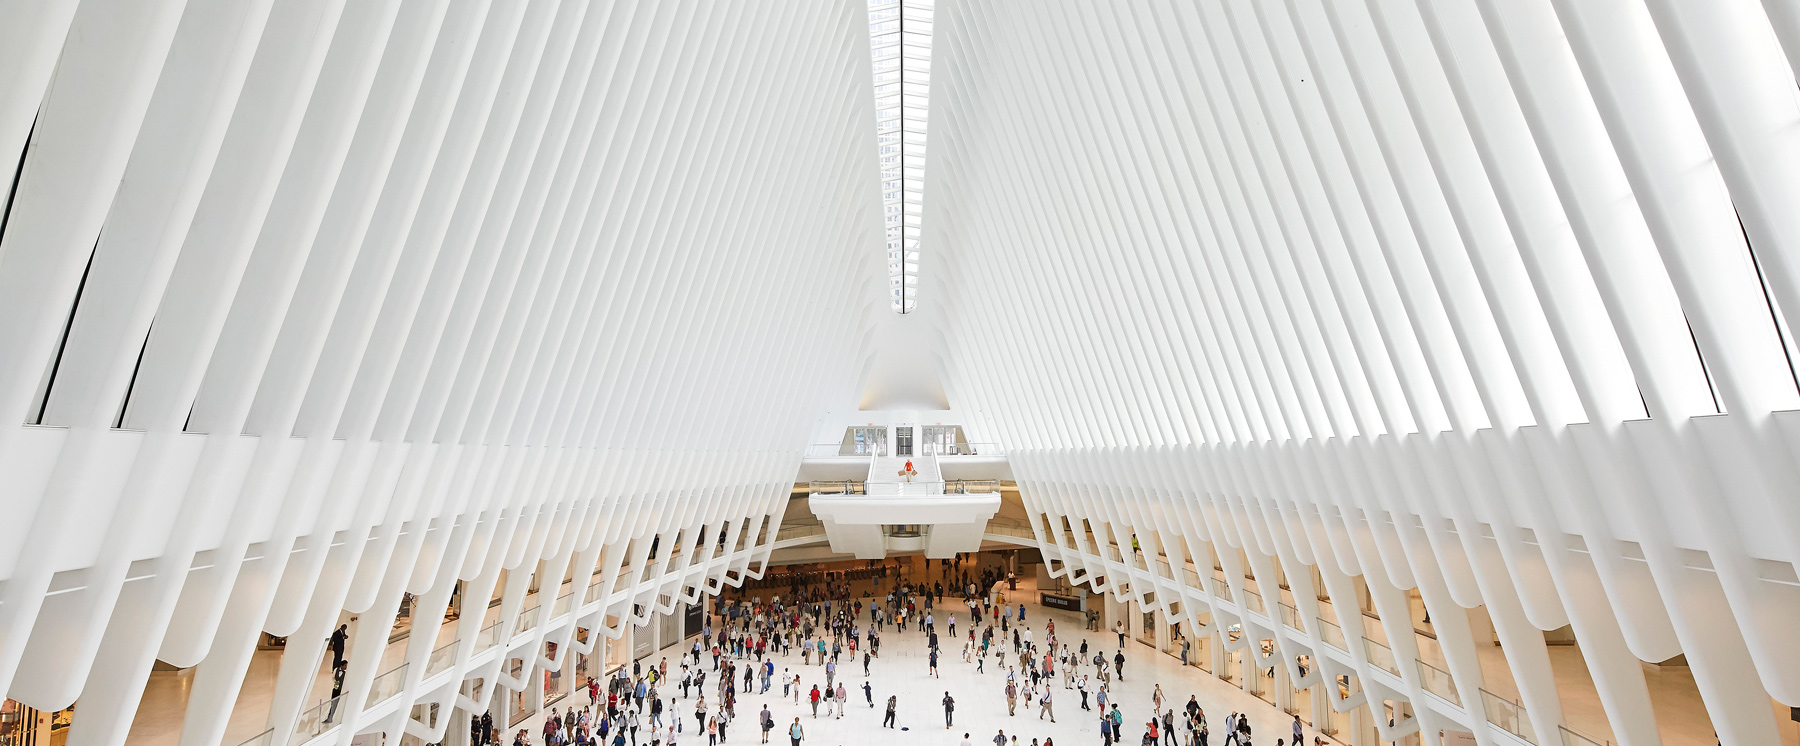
[{"left": 517, "top": 576, "right": 1335, "bottom": 746}]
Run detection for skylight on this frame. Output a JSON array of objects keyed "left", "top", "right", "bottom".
[{"left": 869, "top": 0, "right": 932, "bottom": 313}]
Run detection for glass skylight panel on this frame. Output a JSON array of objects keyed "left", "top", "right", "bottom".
[{"left": 870, "top": 0, "right": 932, "bottom": 313}]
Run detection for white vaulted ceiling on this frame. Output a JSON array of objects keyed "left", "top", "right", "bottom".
[
  {"left": 0, "top": 0, "right": 881, "bottom": 737},
  {"left": 5, "top": 0, "right": 1800, "bottom": 745},
  {"left": 924, "top": 1, "right": 1800, "bottom": 744}
]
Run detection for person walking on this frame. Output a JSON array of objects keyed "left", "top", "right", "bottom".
[
  {"left": 1078, "top": 675, "right": 1090, "bottom": 710},
  {"left": 329, "top": 624, "right": 348, "bottom": 669},
  {"left": 1163, "top": 710, "right": 1176, "bottom": 746},
  {"left": 884, "top": 695, "right": 898, "bottom": 728},
  {"left": 1152, "top": 685, "right": 1164, "bottom": 715},
  {"left": 787, "top": 719, "right": 804, "bottom": 746},
  {"left": 1038, "top": 686, "right": 1055, "bottom": 723},
  {"left": 1114, "top": 651, "right": 1126, "bottom": 681},
  {"left": 834, "top": 683, "right": 847, "bottom": 719},
  {"left": 1100, "top": 715, "right": 1114, "bottom": 746},
  {"left": 1005, "top": 680, "right": 1018, "bottom": 716},
  {"left": 864, "top": 680, "right": 874, "bottom": 707},
  {"left": 760, "top": 706, "right": 773, "bottom": 744},
  {"left": 930, "top": 647, "right": 940, "bottom": 677},
  {"left": 825, "top": 660, "right": 836, "bottom": 689},
  {"left": 1291, "top": 716, "right": 1302, "bottom": 746},
  {"left": 942, "top": 691, "right": 957, "bottom": 729},
  {"left": 808, "top": 685, "right": 821, "bottom": 718}
]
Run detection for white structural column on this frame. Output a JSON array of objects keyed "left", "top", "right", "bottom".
[
  {"left": 926, "top": 2, "right": 1800, "bottom": 746},
  {"left": 0, "top": 1, "right": 883, "bottom": 745}
]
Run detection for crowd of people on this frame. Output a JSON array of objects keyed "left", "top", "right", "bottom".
[{"left": 470, "top": 555, "right": 1330, "bottom": 746}]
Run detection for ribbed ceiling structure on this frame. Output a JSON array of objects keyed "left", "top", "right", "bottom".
[
  {"left": 0, "top": 0, "right": 878, "bottom": 742},
  {"left": 3, "top": 1, "right": 1800, "bottom": 746},
  {"left": 927, "top": 1, "right": 1800, "bottom": 745}
]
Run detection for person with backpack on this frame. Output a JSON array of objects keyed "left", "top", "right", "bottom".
[
  {"left": 942, "top": 691, "right": 957, "bottom": 728},
  {"left": 760, "top": 705, "right": 773, "bottom": 744},
  {"left": 1038, "top": 686, "right": 1055, "bottom": 722}
]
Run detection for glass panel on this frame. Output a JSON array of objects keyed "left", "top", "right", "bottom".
[
  {"left": 366, "top": 663, "right": 408, "bottom": 707},
  {"left": 1415, "top": 659, "right": 1461, "bottom": 707},
  {"left": 1480, "top": 689, "right": 1538, "bottom": 744},
  {"left": 292, "top": 697, "right": 344, "bottom": 742},
  {"left": 1317, "top": 618, "right": 1347, "bottom": 651},
  {"left": 236, "top": 729, "right": 274, "bottom": 746},
  {"left": 427, "top": 641, "right": 458, "bottom": 676},
  {"left": 1361, "top": 637, "right": 1401, "bottom": 676},
  {"left": 1279, "top": 603, "right": 1306, "bottom": 632}
]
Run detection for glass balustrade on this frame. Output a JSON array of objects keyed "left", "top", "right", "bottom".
[
  {"left": 1557, "top": 726, "right": 1611, "bottom": 746},
  {"left": 427, "top": 640, "right": 458, "bottom": 676},
  {"left": 236, "top": 728, "right": 274, "bottom": 746},
  {"left": 516, "top": 603, "right": 540, "bottom": 633},
  {"left": 1212, "top": 577, "right": 1232, "bottom": 599},
  {"left": 366, "top": 662, "right": 409, "bottom": 707},
  {"left": 1243, "top": 590, "right": 1267, "bottom": 615},
  {"left": 809, "top": 481, "right": 865, "bottom": 495},
  {"left": 1362, "top": 637, "right": 1401, "bottom": 676},
  {"left": 554, "top": 591, "right": 573, "bottom": 617},
  {"left": 1317, "top": 618, "right": 1347, "bottom": 651},
  {"left": 947, "top": 480, "right": 1001, "bottom": 494},
  {"left": 479, "top": 620, "right": 503, "bottom": 650},
  {"left": 1480, "top": 689, "right": 1537, "bottom": 744},
  {"left": 1415, "top": 659, "right": 1461, "bottom": 707},
  {"left": 292, "top": 696, "right": 344, "bottom": 742},
  {"left": 1278, "top": 603, "right": 1305, "bottom": 632}
]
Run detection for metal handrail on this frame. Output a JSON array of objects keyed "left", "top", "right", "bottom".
[
  {"left": 1362, "top": 637, "right": 1401, "bottom": 676},
  {"left": 1243, "top": 589, "right": 1268, "bottom": 615},
  {"left": 1278, "top": 602, "right": 1306, "bottom": 632},
  {"left": 427, "top": 640, "right": 458, "bottom": 676},
  {"left": 1557, "top": 726, "right": 1611, "bottom": 746},
  {"left": 235, "top": 728, "right": 274, "bottom": 746},
  {"left": 1415, "top": 659, "right": 1461, "bottom": 707},
  {"left": 1480, "top": 689, "right": 1538, "bottom": 745},
  {"left": 1317, "top": 618, "right": 1347, "bottom": 651},
  {"left": 292, "top": 696, "right": 344, "bottom": 741},
  {"left": 366, "top": 662, "right": 409, "bottom": 707}
]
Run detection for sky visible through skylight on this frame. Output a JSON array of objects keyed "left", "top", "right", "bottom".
[{"left": 870, "top": 0, "right": 932, "bottom": 313}]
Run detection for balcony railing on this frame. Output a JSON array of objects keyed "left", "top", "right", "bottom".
[
  {"left": 1243, "top": 590, "right": 1268, "bottom": 615},
  {"left": 809, "top": 480, "right": 866, "bottom": 495},
  {"left": 367, "top": 662, "right": 408, "bottom": 707},
  {"left": 1557, "top": 726, "right": 1612, "bottom": 746},
  {"left": 1480, "top": 689, "right": 1537, "bottom": 745},
  {"left": 516, "top": 603, "right": 540, "bottom": 633},
  {"left": 235, "top": 728, "right": 274, "bottom": 746},
  {"left": 292, "top": 696, "right": 344, "bottom": 742},
  {"left": 1415, "top": 659, "right": 1461, "bottom": 707},
  {"left": 553, "top": 591, "right": 574, "bottom": 617},
  {"left": 776, "top": 523, "right": 827, "bottom": 541},
  {"left": 931, "top": 442, "right": 1000, "bottom": 456},
  {"left": 1317, "top": 618, "right": 1347, "bottom": 651},
  {"left": 946, "top": 479, "right": 1001, "bottom": 494},
  {"left": 865, "top": 481, "right": 953, "bottom": 496},
  {"left": 479, "top": 620, "right": 503, "bottom": 650},
  {"left": 805, "top": 443, "right": 880, "bottom": 457},
  {"left": 1212, "top": 577, "right": 1232, "bottom": 599},
  {"left": 1278, "top": 602, "right": 1305, "bottom": 632},
  {"left": 427, "top": 640, "right": 458, "bottom": 677},
  {"left": 1362, "top": 637, "right": 1402, "bottom": 676}
]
